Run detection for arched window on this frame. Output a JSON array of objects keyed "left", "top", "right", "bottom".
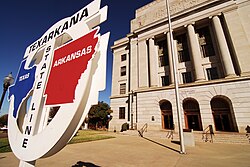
[
  {"left": 183, "top": 98, "right": 203, "bottom": 131},
  {"left": 211, "top": 97, "right": 237, "bottom": 132},
  {"left": 160, "top": 100, "right": 174, "bottom": 130}
]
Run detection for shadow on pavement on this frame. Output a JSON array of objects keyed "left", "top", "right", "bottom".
[
  {"left": 171, "top": 140, "right": 181, "bottom": 145},
  {"left": 0, "top": 156, "right": 6, "bottom": 159},
  {"left": 72, "top": 161, "right": 100, "bottom": 167},
  {"left": 142, "top": 137, "right": 180, "bottom": 153}
]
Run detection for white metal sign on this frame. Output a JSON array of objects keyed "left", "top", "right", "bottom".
[{"left": 8, "top": 0, "right": 109, "bottom": 165}]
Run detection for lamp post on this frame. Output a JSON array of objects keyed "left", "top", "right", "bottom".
[
  {"left": 0, "top": 73, "right": 14, "bottom": 110},
  {"left": 165, "top": 0, "right": 185, "bottom": 154}
]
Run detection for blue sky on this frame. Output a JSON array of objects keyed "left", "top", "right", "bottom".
[{"left": 0, "top": 0, "right": 152, "bottom": 116}]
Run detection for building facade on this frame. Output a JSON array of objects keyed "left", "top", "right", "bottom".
[{"left": 110, "top": 0, "right": 250, "bottom": 134}]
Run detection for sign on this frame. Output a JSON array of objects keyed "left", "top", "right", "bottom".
[{"left": 7, "top": 0, "right": 109, "bottom": 165}]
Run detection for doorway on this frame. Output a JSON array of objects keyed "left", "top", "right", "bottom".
[
  {"left": 160, "top": 100, "right": 174, "bottom": 130},
  {"left": 183, "top": 98, "right": 203, "bottom": 131},
  {"left": 211, "top": 97, "right": 237, "bottom": 132}
]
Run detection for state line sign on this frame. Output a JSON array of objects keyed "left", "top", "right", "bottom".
[{"left": 7, "top": 0, "right": 110, "bottom": 166}]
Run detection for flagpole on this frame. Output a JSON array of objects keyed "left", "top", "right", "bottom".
[{"left": 165, "top": 0, "right": 185, "bottom": 154}]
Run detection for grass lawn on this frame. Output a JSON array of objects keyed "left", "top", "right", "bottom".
[
  {"left": 0, "top": 130, "right": 115, "bottom": 153},
  {"left": 69, "top": 130, "right": 115, "bottom": 144}
]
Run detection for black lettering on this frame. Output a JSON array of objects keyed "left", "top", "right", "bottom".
[
  {"left": 54, "top": 26, "right": 62, "bottom": 38},
  {"left": 48, "top": 31, "right": 54, "bottom": 41},
  {"left": 41, "top": 63, "right": 46, "bottom": 70},
  {"left": 24, "top": 126, "right": 32, "bottom": 135},
  {"left": 61, "top": 21, "right": 69, "bottom": 33},
  {"left": 45, "top": 53, "right": 49, "bottom": 61},
  {"left": 79, "top": 8, "right": 89, "bottom": 21},
  {"left": 22, "top": 138, "right": 28, "bottom": 148},
  {"left": 40, "top": 72, "right": 44, "bottom": 79},
  {"left": 42, "top": 35, "right": 47, "bottom": 45},
  {"left": 37, "top": 81, "right": 42, "bottom": 89},
  {"left": 31, "top": 103, "right": 35, "bottom": 110},
  {"left": 31, "top": 43, "right": 37, "bottom": 52},
  {"left": 29, "top": 114, "right": 33, "bottom": 122},
  {"left": 46, "top": 46, "right": 51, "bottom": 53},
  {"left": 36, "top": 38, "right": 43, "bottom": 49},
  {"left": 70, "top": 13, "right": 79, "bottom": 27},
  {"left": 29, "top": 44, "right": 35, "bottom": 53}
]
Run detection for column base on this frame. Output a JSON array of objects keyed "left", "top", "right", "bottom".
[
  {"left": 195, "top": 79, "right": 206, "bottom": 83},
  {"left": 225, "top": 74, "right": 238, "bottom": 79},
  {"left": 240, "top": 72, "right": 250, "bottom": 77}
]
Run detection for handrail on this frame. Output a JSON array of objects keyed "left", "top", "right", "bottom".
[
  {"left": 166, "top": 130, "right": 174, "bottom": 140},
  {"left": 246, "top": 125, "right": 250, "bottom": 143},
  {"left": 138, "top": 123, "right": 148, "bottom": 137},
  {"left": 246, "top": 133, "right": 250, "bottom": 143},
  {"left": 202, "top": 125, "right": 214, "bottom": 142}
]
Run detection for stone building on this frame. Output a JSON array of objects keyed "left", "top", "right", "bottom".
[{"left": 109, "top": 0, "right": 250, "bottom": 135}]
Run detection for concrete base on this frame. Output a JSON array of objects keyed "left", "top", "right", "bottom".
[{"left": 183, "top": 129, "right": 195, "bottom": 147}]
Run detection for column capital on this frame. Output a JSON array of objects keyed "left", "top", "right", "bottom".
[
  {"left": 147, "top": 37, "right": 155, "bottom": 41},
  {"left": 208, "top": 13, "right": 222, "bottom": 19},
  {"left": 184, "top": 22, "right": 195, "bottom": 27}
]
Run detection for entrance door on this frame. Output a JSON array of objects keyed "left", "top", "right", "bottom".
[
  {"left": 163, "top": 114, "right": 174, "bottom": 129},
  {"left": 160, "top": 100, "right": 174, "bottom": 130},
  {"left": 211, "top": 97, "right": 236, "bottom": 132},
  {"left": 213, "top": 113, "right": 232, "bottom": 131},
  {"left": 187, "top": 115, "right": 200, "bottom": 131},
  {"left": 183, "top": 98, "right": 203, "bottom": 131}
]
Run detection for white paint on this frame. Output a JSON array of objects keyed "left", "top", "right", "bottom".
[{"left": 8, "top": 0, "right": 109, "bottom": 165}]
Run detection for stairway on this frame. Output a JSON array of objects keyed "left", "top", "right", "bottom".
[
  {"left": 201, "top": 132, "right": 249, "bottom": 144},
  {"left": 120, "top": 129, "right": 250, "bottom": 145}
]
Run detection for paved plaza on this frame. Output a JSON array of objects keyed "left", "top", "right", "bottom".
[{"left": 0, "top": 133, "right": 250, "bottom": 167}]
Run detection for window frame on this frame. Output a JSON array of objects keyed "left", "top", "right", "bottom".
[
  {"left": 121, "top": 54, "right": 126, "bottom": 61},
  {"left": 119, "top": 107, "right": 125, "bottom": 119},
  {"left": 161, "top": 75, "right": 170, "bottom": 86},
  {"left": 197, "top": 26, "right": 215, "bottom": 58},
  {"left": 120, "top": 83, "right": 126, "bottom": 94},
  {"left": 120, "top": 66, "right": 126, "bottom": 76},
  {"left": 182, "top": 71, "right": 193, "bottom": 84},
  {"left": 206, "top": 67, "right": 219, "bottom": 80}
]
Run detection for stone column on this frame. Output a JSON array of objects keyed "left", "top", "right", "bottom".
[
  {"left": 148, "top": 38, "right": 158, "bottom": 87},
  {"left": 187, "top": 23, "right": 206, "bottom": 81},
  {"left": 138, "top": 39, "right": 149, "bottom": 88},
  {"left": 167, "top": 32, "right": 175, "bottom": 85},
  {"left": 130, "top": 37, "right": 138, "bottom": 90},
  {"left": 212, "top": 15, "right": 236, "bottom": 77}
]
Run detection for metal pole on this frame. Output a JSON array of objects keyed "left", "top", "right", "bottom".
[
  {"left": 0, "top": 84, "right": 9, "bottom": 110},
  {"left": 166, "top": 0, "right": 185, "bottom": 154}
]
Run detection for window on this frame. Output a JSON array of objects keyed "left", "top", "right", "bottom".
[
  {"left": 120, "top": 83, "right": 126, "bottom": 94},
  {"left": 120, "top": 66, "right": 126, "bottom": 76},
  {"left": 197, "top": 27, "right": 215, "bottom": 57},
  {"left": 161, "top": 76, "right": 170, "bottom": 86},
  {"left": 157, "top": 40, "right": 169, "bottom": 67},
  {"left": 119, "top": 107, "right": 125, "bottom": 119},
  {"left": 121, "top": 54, "right": 126, "bottom": 61},
  {"left": 176, "top": 34, "right": 190, "bottom": 62},
  {"left": 182, "top": 72, "right": 193, "bottom": 83},
  {"left": 159, "top": 56, "right": 169, "bottom": 67},
  {"left": 207, "top": 67, "right": 219, "bottom": 80}
]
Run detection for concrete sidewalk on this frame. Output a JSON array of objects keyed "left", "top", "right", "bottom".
[{"left": 0, "top": 133, "right": 250, "bottom": 167}]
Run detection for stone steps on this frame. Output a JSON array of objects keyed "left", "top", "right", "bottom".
[{"left": 120, "top": 130, "right": 250, "bottom": 145}]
